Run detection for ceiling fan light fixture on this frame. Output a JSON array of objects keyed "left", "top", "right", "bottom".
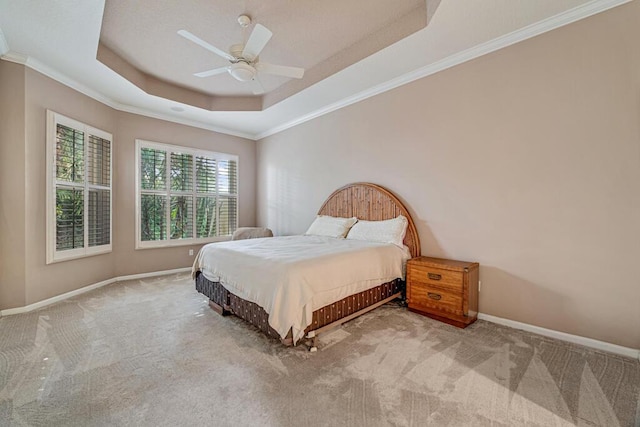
[{"left": 228, "top": 62, "right": 256, "bottom": 82}]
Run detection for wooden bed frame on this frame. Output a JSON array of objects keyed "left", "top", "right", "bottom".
[{"left": 195, "top": 182, "right": 421, "bottom": 350}]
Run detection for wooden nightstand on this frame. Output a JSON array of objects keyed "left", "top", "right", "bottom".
[{"left": 406, "top": 257, "right": 479, "bottom": 328}]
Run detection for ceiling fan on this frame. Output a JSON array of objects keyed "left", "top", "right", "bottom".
[{"left": 178, "top": 15, "right": 305, "bottom": 95}]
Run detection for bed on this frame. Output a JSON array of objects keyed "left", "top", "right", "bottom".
[{"left": 192, "top": 182, "right": 421, "bottom": 350}]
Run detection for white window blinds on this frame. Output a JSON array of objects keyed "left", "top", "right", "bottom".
[
  {"left": 47, "top": 111, "right": 112, "bottom": 263},
  {"left": 136, "top": 140, "right": 238, "bottom": 248}
]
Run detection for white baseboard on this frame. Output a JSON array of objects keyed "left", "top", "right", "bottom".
[
  {"left": 478, "top": 313, "right": 640, "bottom": 361},
  {"left": 0, "top": 267, "right": 191, "bottom": 316},
  {"left": 116, "top": 267, "right": 191, "bottom": 282}
]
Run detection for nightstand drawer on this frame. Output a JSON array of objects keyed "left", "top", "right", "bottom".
[
  {"left": 408, "top": 265, "right": 463, "bottom": 292},
  {"left": 409, "top": 282, "right": 463, "bottom": 315}
]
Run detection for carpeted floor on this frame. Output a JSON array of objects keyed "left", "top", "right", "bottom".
[{"left": 0, "top": 273, "right": 638, "bottom": 427}]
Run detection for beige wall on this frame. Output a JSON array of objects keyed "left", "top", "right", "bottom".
[
  {"left": 0, "top": 65, "right": 256, "bottom": 309},
  {"left": 113, "top": 111, "right": 256, "bottom": 277},
  {"left": 23, "top": 67, "right": 118, "bottom": 306},
  {"left": 0, "top": 61, "right": 27, "bottom": 308},
  {"left": 257, "top": 3, "right": 640, "bottom": 349}
]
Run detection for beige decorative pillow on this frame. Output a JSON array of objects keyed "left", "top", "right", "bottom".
[
  {"left": 346, "top": 215, "right": 408, "bottom": 248},
  {"left": 304, "top": 215, "right": 358, "bottom": 238}
]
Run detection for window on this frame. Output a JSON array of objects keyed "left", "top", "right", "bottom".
[
  {"left": 46, "top": 111, "right": 112, "bottom": 263},
  {"left": 135, "top": 140, "right": 238, "bottom": 249}
]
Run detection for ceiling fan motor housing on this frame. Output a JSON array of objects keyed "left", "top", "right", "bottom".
[{"left": 230, "top": 43, "right": 247, "bottom": 60}]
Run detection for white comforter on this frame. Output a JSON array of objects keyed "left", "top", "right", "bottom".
[{"left": 192, "top": 235, "right": 409, "bottom": 342}]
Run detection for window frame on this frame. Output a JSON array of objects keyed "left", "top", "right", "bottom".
[
  {"left": 46, "top": 110, "right": 113, "bottom": 264},
  {"left": 134, "top": 139, "right": 239, "bottom": 249}
]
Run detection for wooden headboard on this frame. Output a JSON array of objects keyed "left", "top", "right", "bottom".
[{"left": 317, "top": 182, "right": 421, "bottom": 258}]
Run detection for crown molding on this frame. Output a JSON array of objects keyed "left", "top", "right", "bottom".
[
  {"left": 113, "top": 103, "right": 256, "bottom": 140},
  {"left": 254, "top": 0, "right": 631, "bottom": 140},
  {"left": 0, "top": 52, "right": 257, "bottom": 140},
  {"left": 1, "top": 51, "right": 28, "bottom": 64},
  {"left": 29, "top": 55, "right": 118, "bottom": 106}
]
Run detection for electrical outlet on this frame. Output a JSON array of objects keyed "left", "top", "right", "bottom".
[
  {"left": 479, "top": 280, "right": 482, "bottom": 292},
  {"left": 189, "top": 249, "right": 194, "bottom": 256}
]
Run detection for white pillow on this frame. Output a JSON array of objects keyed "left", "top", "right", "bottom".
[
  {"left": 305, "top": 215, "right": 358, "bottom": 238},
  {"left": 346, "top": 215, "right": 408, "bottom": 248}
]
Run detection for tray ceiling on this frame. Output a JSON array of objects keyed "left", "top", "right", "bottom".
[{"left": 99, "top": 0, "right": 430, "bottom": 111}]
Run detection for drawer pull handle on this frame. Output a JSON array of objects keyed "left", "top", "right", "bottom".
[
  {"left": 428, "top": 273, "right": 442, "bottom": 281},
  {"left": 428, "top": 292, "right": 442, "bottom": 301}
]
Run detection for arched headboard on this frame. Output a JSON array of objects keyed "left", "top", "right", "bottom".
[{"left": 317, "top": 182, "right": 421, "bottom": 258}]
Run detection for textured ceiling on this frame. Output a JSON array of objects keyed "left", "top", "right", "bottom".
[{"left": 99, "top": 0, "right": 429, "bottom": 110}]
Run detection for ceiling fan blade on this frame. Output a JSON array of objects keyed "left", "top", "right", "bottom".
[
  {"left": 249, "top": 78, "right": 265, "bottom": 95},
  {"left": 178, "top": 30, "right": 234, "bottom": 61},
  {"left": 242, "top": 24, "right": 273, "bottom": 61},
  {"left": 194, "top": 66, "right": 229, "bottom": 78},
  {"left": 256, "top": 62, "right": 305, "bottom": 79}
]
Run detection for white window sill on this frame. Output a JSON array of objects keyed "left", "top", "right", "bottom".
[
  {"left": 47, "top": 246, "right": 112, "bottom": 264},
  {"left": 135, "top": 235, "right": 232, "bottom": 250}
]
